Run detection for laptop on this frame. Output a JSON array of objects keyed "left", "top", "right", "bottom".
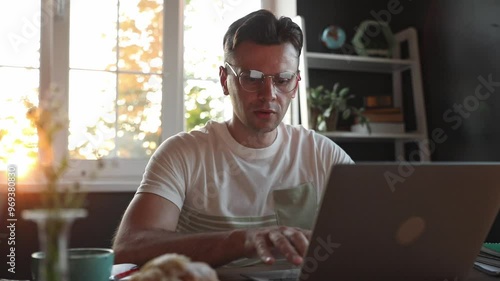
[{"left": 221, "top": 163, "right": 500, "bottom": 281}]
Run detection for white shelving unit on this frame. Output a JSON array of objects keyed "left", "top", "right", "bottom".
[
  {"left": 294, "top": 17, "right": 430, "bottom": 161},
  {"left": 307, "top": 52, "right": 414, "bottom": 73}
]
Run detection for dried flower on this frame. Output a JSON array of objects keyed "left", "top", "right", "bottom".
[{"left": 24, "top": 86, "right": 90, "bottom": 210}]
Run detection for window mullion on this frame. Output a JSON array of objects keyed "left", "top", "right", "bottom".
[
  {"left": 53, "top": 0, "right": 71, "bottom": 166},
  {"left": 161, "top": 0, "right": 185, "bottom": 141},
  {"left": 38, "top": 0, "right": 70, "bottom": 167},
  {"left": 39, "top": 0, "right": 54, "bottom": 101}
]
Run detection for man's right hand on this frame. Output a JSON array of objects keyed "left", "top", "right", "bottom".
[{"left": 238, "top": 226, "right": 312, "bottom": 266}]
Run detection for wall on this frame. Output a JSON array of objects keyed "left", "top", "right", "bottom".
[{"left": 415, "top": 1, "right": 500, "bottom": 161}]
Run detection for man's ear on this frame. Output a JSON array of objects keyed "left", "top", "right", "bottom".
[
  {"left": 291, "top": 72, "right": 301, "bottom": 99},
  {"left": 219, "top": 66, "right": 229, "bottom": 96}
]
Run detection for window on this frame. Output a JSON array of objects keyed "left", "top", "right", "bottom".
[
  {"left": 68, "top": 0, "right": 163, "bottom": 160},
  {"left": 0, "top": 1, "right": 296, "bottom": 187}
]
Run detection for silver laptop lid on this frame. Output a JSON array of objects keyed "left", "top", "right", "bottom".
[{"left": 300, "top": 163, "right": 500, "bottom": 281}]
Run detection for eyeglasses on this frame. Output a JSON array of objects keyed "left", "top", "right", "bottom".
[{"left": 225, "top": 62, "right": 300, "bottom": 93}]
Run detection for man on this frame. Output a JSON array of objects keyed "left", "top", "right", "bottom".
[{"left": 113, "top": 9, "right": 353, "bottom": 268}]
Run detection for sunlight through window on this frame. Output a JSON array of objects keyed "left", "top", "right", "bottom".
[
  {"left": 69, "top": 0, "right": 163, "bottom": 159},
  {"left": 0, "top": 2, "right": 41, "bottom": 177}
]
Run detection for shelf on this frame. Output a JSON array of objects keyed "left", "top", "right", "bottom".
[
  {"left": 306, "top": 52, "right": 413, "bottom": 73},
  {"left": 292, "top": 23, "right": 430, "bottom": 161},
  {"left": 318, "top": 131, "right": 427, "bottom": 141}
]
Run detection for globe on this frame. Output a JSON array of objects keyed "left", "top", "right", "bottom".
[{"left": 320, "top": 25, "right": 346, "bottom": 50}]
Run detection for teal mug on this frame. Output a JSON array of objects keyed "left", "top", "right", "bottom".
[{"left": 32, "top": 248, "right": 114, "bottom": 281}]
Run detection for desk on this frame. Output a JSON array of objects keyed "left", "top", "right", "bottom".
[
  {"left": 467, "top": 269, "right": 498, "bottom": 281},
  {"left": 217, "top": 266, "right": 498, "bottom": 281}
]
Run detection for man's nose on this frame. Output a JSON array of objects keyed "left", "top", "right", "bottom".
[{"left": 259, "top": 77, "right": 277, "bottom": 101}]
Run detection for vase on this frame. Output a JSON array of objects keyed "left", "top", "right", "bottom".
[
  {"left": 308, "top": 108, "right": 322, "bottom": 130},
  {"left": 22, "top": 208, "right": 87, "bottom": 281},
  {"left": 325, "top": 110, "right": 339, "bottom": 131}
]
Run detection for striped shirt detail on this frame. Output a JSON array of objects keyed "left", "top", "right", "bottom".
[{"left": 177, "top": 206, "right": 278, "bottom": 233}]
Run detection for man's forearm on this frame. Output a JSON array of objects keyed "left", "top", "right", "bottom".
[{"left": 113, "top": 228, "right": 246, "bottom": 267}]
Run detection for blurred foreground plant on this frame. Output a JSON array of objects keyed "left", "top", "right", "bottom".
[{"left": 23, "top": 85, "right": 102, "bottom": 281}]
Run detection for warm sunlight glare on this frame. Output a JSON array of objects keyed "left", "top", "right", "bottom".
[
  {"left": 0, "top": 79, "right": 39, "bottom": 179},
  {"left": 0, "top": 2, "right": 41, "bottom": 179}
]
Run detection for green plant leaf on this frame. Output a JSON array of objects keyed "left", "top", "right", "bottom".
[
  {"left": 332, "top": 83, "right": 339, "bottom": 93},
  {"left": 339, "top": 87, "right": 350, "bottom": 98},
  {"left": 323, "top": 107, "right": 332, "bottom": 118},
  {"left": 318, "top": 120, "right": 327, "bottom": 131},
  {"left": 342, "top": 108, "right": 351, "bottom": 119}
]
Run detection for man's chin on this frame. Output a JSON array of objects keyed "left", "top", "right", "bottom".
[
  {"left": 252, "top": 122, "right": 279, "bottom": 134},
  {"left": 247, "top": 115, "right": 282, "bottom": 132}
]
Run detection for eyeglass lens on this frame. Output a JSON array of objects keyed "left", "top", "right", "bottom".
[{"left": 240, "top": 70, "right": 298, "bottom": 93}]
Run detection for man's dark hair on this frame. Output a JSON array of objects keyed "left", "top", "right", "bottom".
[{"left": 223, "top": 9, "right": 303, "bottom": 62}]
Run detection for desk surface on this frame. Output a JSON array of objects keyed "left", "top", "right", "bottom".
[
  {"left": 217, "top": 266, "right": 498, "bottom": 281},
  {"left": 467, "top": 269, "right": 498, "bottom": 281}
]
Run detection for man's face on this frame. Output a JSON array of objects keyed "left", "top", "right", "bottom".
[{"left": 221, "top": 42, "right": 300, "bottom": 134}]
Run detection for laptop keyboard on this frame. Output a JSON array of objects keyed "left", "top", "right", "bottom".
[
  {"left": 241, "top": 267, "right": 300, "bottom": 281},
  {"left": 269, "top": 278, "right": 297, "bottom": 281}
]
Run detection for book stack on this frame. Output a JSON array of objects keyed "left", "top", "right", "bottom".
[
  {"left": 474, "top": 243, "right": 500, "bottom": 276},
  {"left": 351, "top": 107, "right": 405, "bottom": 134}
]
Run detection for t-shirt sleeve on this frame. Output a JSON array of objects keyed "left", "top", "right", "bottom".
[
  {"left": 331, "top": 142, "right": 355, "bottom": 164},
  {"left": 136, "top": 137, "right": 187, "bottom": 211},
  {"left": 314, "top": 133, "right": 355, "bottom": 166}
]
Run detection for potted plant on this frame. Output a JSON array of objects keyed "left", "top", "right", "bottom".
[{"left": 307, "top": 83, "right": 371, "bottom": 133}]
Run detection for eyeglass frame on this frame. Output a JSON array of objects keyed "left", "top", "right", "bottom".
[{"left": 224, "top": 62, "right": 301, "bottom": 94}]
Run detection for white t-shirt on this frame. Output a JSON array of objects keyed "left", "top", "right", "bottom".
[{"left": 137, "top": 120, "right": 353, "bottom": 232}]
